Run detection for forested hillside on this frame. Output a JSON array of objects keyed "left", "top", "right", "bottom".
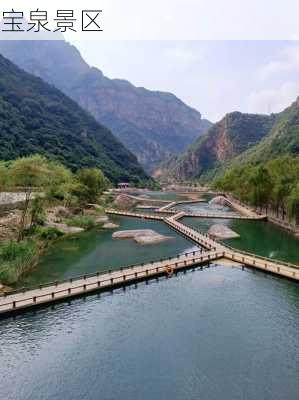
[
  {"left": 0, "top": 40, "right": 211, "bottom": 172},
  {"left": 236, "top": 98, "right": 299, "bottom": 164},
  {"left": 0, "top": 54, "right": 149, "bottom": 183},
  {"left": 155, "top": 112, "right": 276, "bottom": 181}
]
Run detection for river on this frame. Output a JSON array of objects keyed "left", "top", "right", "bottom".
[
  {"left": 0, "top": 266, "right": 298, "bottom": 400},
  {"left": 1, "top": 192, "right": 298, "bottom": 400}
]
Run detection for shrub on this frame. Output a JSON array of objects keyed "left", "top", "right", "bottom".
[
  {"left": 66, "top": 216, "right": 95, "bottom": 230},
  {"left": 35, "top": 226, "right": 64, "bottom": 240},
  {"left": 0, "top": 240, "right": 33, "bottom": 262},
  {"left": 0, "top": 240, "right": 39, "bottom": 285}
]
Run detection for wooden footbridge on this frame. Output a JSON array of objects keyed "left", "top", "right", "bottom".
[
  {"left": 157, "top": 197, "right": 266, "bottom": 220},
  {"left": 0, "top": 196, "right": 297, "bottom": 317},
  {"left": 0, "top": 248, "right": 223, "bottom": 316}
]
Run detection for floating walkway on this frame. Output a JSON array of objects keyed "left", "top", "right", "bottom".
[
  {"left": 1, "top": 196, "right": 297, "bottom": 317},
  {"left": 106, "top": 209, "right": 299, "bottom": 281},
  {"left": 0, "top": 249, "right": 222, "bottom": 316},
  {"left": 106, "top": 209, "right": 164, "bottom": 221}
]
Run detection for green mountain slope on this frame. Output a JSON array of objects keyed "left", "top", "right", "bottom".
[
  {"left": 155, "top": 112, "right": 276, "bottom": 181},
  {"left": 0, "top": 40, "right": 212, "bottom": 172},
  {"left": 0, "top": 54, "right": 148, "bottom": 183},
  {"left": 237, "top": 98, "right": 299, "bottom": 164}
]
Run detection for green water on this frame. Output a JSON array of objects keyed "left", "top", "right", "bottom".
[
  {"left": 182, "top": 217, "right": 299, "bottom": 264},
  {"left": 132, "top": 190, "right": 188, "bottom": 201},
  {"left": 18, "top": 216, "right": 196, "bottom": 288},
  {"left": 1, "top": 267, "right": 298, "bottom": 400},
  {"left": 176, "top": 201, "right": 235, "bottom": 214}
]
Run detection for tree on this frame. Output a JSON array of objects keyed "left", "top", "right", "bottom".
[
  {"left": 75, "top": 168, "right": 108, "bottom": 205},
  {"left": 0, "top": 162, "right": 9, "bottom": 191},
  {"left": 267, "top": 155, "right": 299, "bottom": 219},
  {"left": 10, "top": 155, "right": 72, "bottom": 241},
  {"left": 287, "top": 183, "right": 299, "bottom": 224},
  {"left": 249, "top": 166, "right": 272, "bottom": 210}
]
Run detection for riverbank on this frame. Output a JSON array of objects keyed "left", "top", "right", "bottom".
[
  {"left": 226, "top": 194, "right": 299, "bottom": 236},
  {"left": 1, "top": 189, "right": 299, "bottom": 292},
  {"left": 0, "top": 203, "right": 113, "bottom": 288}
]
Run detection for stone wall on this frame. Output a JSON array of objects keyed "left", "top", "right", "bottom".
[{"left": 0, "top": 192, "right": 29, "bottom": 213}]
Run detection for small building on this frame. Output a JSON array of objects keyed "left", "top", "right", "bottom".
[{"left": 117, "top": 182, "right": 131, "bottom": 189}]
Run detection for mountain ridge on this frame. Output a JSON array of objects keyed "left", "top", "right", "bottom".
[
  {"left": 0, "top": 40, "right": 212, "bottom": 172},
  {"left": 155, "top": 111, "right": 277, "bottom": 181}
]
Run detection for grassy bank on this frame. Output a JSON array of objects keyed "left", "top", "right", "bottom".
[{"left": 0, "top": 240, "right": 41, "bottom": 286}]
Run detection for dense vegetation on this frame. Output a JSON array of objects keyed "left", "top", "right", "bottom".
[
  {"left": 236, "top": 98, "right": 299, "bottom": 164},
  {"left": 0, "top": 40, "right": 212, "bottom": 172},
  {"left": 0, "top": 155, "right": 110, "bottom": 285},
  {"left": 0, "top": 54, "right": 149, "bottom": 183},
  {"left": 213, "top": 155, "right": 299, "bottom": 224}
]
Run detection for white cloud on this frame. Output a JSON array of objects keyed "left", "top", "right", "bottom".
[
  {"left": 248, "top": 82, "right": 299, "bottom": 114},
  {"left": 260, "top": 45, "right": 299, "bottom": 79}
]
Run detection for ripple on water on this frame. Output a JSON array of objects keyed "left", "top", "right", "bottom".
[{"left": 0, "top": 266, "right": 298, "bottom": 400}]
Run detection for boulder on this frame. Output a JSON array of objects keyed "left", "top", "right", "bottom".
[
  {"left": 114, "top": 194, "right": 136, "bottom": 209},
  {"left": 112, "top": 229, "right": 172, "bottom": 245},
  {"left": 103, "top": 222, "right": 119, "bottom": 229},
  {"left": 55, "top": 206, "right": 73, "bottom": 219},
  {"left": 208, "top": 224, "right": 240, "bottom": 239},
  {"left": 112, "top": 229, "right": 152, "bottom": 239},
  {"left": 45, "top": 222, "right": 84, "bottom": 234},
  {"left": 209, "top": 196, "right": 228, "bottom": 207},
  {"left": 95, "top": 215, "right": 109, "bottom": 223}
]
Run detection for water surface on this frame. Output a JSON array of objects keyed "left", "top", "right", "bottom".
[
  {"left": 18, "top": 216, "right": 196, "bottom": 287},
  {"left": 1, "top": 266, "right": 298, "bottom": 400},
  {"left": 182, "top": 217, "right": 299, "bottom": 264}
]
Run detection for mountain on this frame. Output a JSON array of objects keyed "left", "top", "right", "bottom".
[
  {"left": 155, "top": 112, "right": 276, "bottom": 181},
  {"left": 236, "top": 98, "right": 299, "bottom": 164},
  {"left": 0, "top": 54, "right": 149, "bottom": 183},
  {"left": 0, "top": 40, "right": 212, "bottom": 172}
]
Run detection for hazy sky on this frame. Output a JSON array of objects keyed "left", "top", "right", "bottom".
[
  {"left": 72, "top": 40, "right": 299, "bottom": 122},
  {"left": 3, "top": 1, "right": 299, "bottom": 121}
]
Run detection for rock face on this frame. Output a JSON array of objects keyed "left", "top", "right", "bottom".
[
  {"left": 156, "top": 112, "right": 276, "bottom": 181},
  {"left": 208, "top": 224, "right": 240, "bottom": 239},
  {"left": 0, "top": 40, "right": 212, "bottom": 172},
  {"left": 112, "top": 229, "right": 172, "bottom": 245}
]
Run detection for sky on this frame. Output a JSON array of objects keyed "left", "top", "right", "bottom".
[
  {"left": 72, "top": 40, "right": 299, "bottom": 122},
  {"left": 2, "top": 1, "right": 299, "bottom": 121}
]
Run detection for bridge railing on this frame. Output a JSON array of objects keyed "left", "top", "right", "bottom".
[
  {"left": 167, "top": 217, "right": 299, "bottom": 270},
  {"left": 0, "top": 251, "right": 223, "bottom": 311},
  {"left": 1, "top": 247, "right": 212, "bottom": 298},
  {"left": 223, "top": 244, "right": 299, "bottom": 270}
]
